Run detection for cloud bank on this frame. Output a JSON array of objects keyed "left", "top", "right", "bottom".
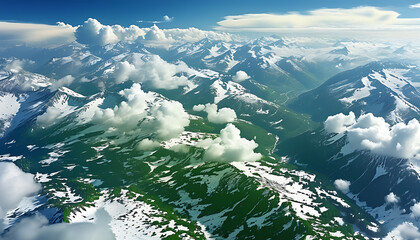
[
  {"left": 75, "top": 18, "right": 232, "bottom": 47},
  {"left": 325, "top": 112, "right": 420, "bottom": 163},
  {"left": 193, "top": 103, "right": 236, "bottom": 124},
  {"left": 198, "top": 123, "right": 261, "bottom": 162}
]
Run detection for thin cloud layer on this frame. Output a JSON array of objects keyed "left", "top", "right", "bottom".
[
  {"left": 0, "top": 21, "right": 75, "bottom": 48},
  {"left": 138, "top": 15, "right": 174, "bottom": 24},
  {"left": 410, "top": 3, "right": 420, "bottom": 9},
  {"left": 215, "top": 7, "right": 420, "bottom": 39}
]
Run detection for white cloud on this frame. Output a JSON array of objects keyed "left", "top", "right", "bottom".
[
  {"left": 411, "top": 202, "right": 420, "bottom": 218},
  {"left": 385, "top": 192, "right": 400, "bottom": 205},
  {"left": 0, "top": 21, "right": 75, "bottom": 48},
  {"left": 324, "top": 112, "right": 356, "bottom": 134},
  {"left": 111, "top": 54, "right": 190, "bottom": 90},
  {"left": 232, "top": 71, "right": 250, "bottom": 82},
  {"left": 384, "top": 222, "right": 420, "bottom": 240},
  {"left": 93, "top": 83, "right": 153, "bottom": 132},
  {"left": 215, "top": 7, "right": 420, "bottom": 39},
  {"left": 75, "top": 18, "right": 120, "bottom": 46},
  {"left": 163, "top": 15, "right": 174, "bottom": 22},
  {"left": 37, "top": 95, "right": 76, "bottom": 127},
  {"left": 192, "top": 104, "right": 206, "bottom": 112},
  {"left": 144, "top": 101, "right": 190, "bottom": 140},
  {"left": 325, "top": 113, "right": 420, "bottom": 163},
  {"left": 73, "top": 18, "right": 232, "bottom": 48},
  {"left": 2, "top": 208, "right": 115, "bottom": 240},
  {"left": 136, "top": 138, "right": 160, "bottom": 151},
  {"left": 50, "top": 75, "right": 75, "bottom": 91},
  {"left": 198, "top": 123, "right": 261, "bottom": 162},
  {"left": 193, "top": 103, "right": 236, "bottom": 124},
  {"left": 0, "top": 162, "right": 41, "bottom": 231},
  {"left": 4, "top": 59, "right": 25, "bottom": 73},
  {"left": 138, "top": 15, "right": 174, "bottom": 24},
  {"left": 334, "top": 179, "right": 351, "bottom": 193},
  {"left": 93, "top": 83, "right": 189, "bottom": 140},
  {"left": 410, "top": 3, "right": 420, "bottom": 9}
]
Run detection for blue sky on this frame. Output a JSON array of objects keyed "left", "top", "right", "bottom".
[
  {"left": 2, "top": 0, "right": 420, "bottom": 29},
  {"left": 1, "top": 0, "right": 420, "bottom": 47}
]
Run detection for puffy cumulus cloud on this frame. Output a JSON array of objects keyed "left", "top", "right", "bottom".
[
  {"left": 324, "top": 112, "right": 356, "bottom": 133},
  {"left": 2, "top": 208, "right": 115, "bottom": 240},
  {"left": 144, "top": 101, "right": 190, "bottom": 140},
  {"left": 198, "top": 123, "right": 261, "bottom": 162},
  {"left": 325, "top": 112, "right": 420, "bottom": 162},
  {"left": 50, "top": 75, "right": 75, "bottom": 91},
  {"left": 136, "top": 138, "right": 160, "bottom": 151},
  {"left": 75, "top": 18, "right": 147, "bottom": 46},
  {"left": 232, "top": 71, "right": 250, "bottom": 83},
  {"left": 0, "top": 21, "right": 75, "bottom": 48},
  {"left": 384, "top": 222, "right": 420, "bottom": 240},
  {"left": 75, "top": 18, "right": 126, "bottom": 46},
  {"left": 192, "top": 104, "right": 206, "bottom": 112},
  {"left": 163, "top": 15, "right": 174, "bottom": 22},
  {"left": 193, "top": 103, "right": 236, "bottom": 124},
  {"left": 0, "top": 162, "right": 41, "bottom": 231},
  {"left": 111, "top": 54, "right": 190, "bottom": 90},
  {"left": 385, "top": 192, "right": 400, "bottom": 205},
  {"left": 334, "top": 179, "right": 351, "bottom": 193},
  {"left": 73, "top": 18, "right": 233, "bottom": 48},
  {"left": 93, "top": 83, "right": 153, "bottom": 132},
  {"left": 410, "top": 202, "right": 420, "bottom": 218},
  {"left": 93, "top": 83, "right": 189, "bottom": 140},
  {"left": 215, "top": 7, "right": 420, "bottom": 40}
]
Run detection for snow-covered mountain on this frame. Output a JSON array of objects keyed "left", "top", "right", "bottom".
[
  {"left": 291, "top": 62, "right": 420, "bottom": 123},
  {"left": 2, "top": 34, "right": 420, "bottom": 239}
]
